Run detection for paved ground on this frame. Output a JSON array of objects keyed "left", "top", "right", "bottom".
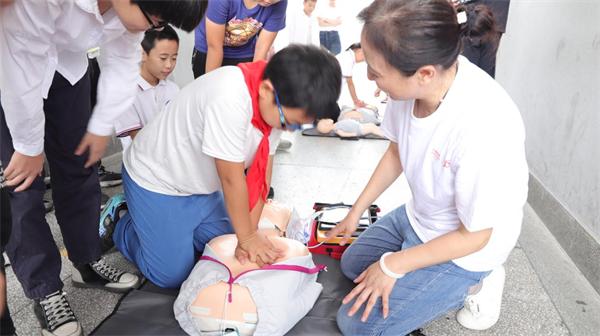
[{"left": 5, "top": 131, "right": 600, "bottom": 335}]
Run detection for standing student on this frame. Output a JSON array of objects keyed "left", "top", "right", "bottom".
[
  {"left": 0, "top": 1, "right": 203, "bottom": 335},
  {"left": 287, "top": 0, "right": 320, "bottom": 46},
  {"left": 336, "top": 43, "right": 366, "bottom": 107},
  {"left": 192, "top": 0, "right": 288, "bottom": 78},
  {"left": 115, "top": 25, "right": 180, "bottom": 150},
  {"left": 328, "top": 0, "right": 528, "bottom": 334},
  {"left": 102, "top": 45, "right": 341, "bottom": 288},
  {"left": 317, "top": 0, "right": 342, "bottom": 55}
]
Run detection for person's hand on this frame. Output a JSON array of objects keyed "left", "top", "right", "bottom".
[
  {"left": 354, "top": 99, "right": 366, "bottom": 108},
  {"left": 326, "top": 209, "right": 361, "bottom": 246},
  {"left": 236, "top": 231, "right": 283, "bottom": 267},
  {"left": 4, "top": 151, "right": 44, "bottom": 192},
  {"left": 75, "top": 132, "right": 110, "bottom": 168},
  {"left": 342, "top": 260, "right": 397, "bottom": 322}
]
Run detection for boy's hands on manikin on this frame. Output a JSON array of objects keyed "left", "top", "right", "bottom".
[{"left": 236, "top": 230, "right": 283, "bottom": 267}]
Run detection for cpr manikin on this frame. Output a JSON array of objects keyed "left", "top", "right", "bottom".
[
  {"left": 174, "top": 201, "right": 323, "bottom": 336},
  {"left": 316, "top": 105, "right": 384, "bottom": 138}
]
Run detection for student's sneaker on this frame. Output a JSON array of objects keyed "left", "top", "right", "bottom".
[
  {"left": 99, "top": 193, "right": 127, "bottom": 253},
  {"left": 98, "top": 165, "right": 122, "bottom": 188},
  {"left": 456, "top": 265, "right": 506, "bottom": 330},
  {"left": 34, "top": 291, "right": 82, "bottom": 336},
  {"left": 71, "top": 258, "right": 139, "bottom": 293}
]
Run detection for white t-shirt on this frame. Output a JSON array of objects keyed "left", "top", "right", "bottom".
[
  {"left": 287, "top": 10, "right": 320, "bottom": 46},
  {"left": 336, "top": 50, "right": 356, "bottom": 105},
  {"left": 123, "top": 66, "right": 282, "bottom": 196},
  {"left": 317, "top": 4, "right": 341, "bottom": 32},
  {"left": 380, "top": 56, "right": 529, "bottom": 272},
  {"left": 114, "top": 75, "right": 179, "bottom": 150}
]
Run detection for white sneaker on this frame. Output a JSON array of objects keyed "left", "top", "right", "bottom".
[{"left": 456, "top": 265, "right": 506, "bottom": 330}]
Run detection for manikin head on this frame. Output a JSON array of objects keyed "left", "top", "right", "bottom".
[{"left": 140, "top": 25, "right": 179, "bottom": 85}]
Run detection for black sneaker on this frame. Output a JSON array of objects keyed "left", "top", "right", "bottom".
[
  {"left": 98, "top": 165, "right": 122, "bottom": 188},
  {"left": 34, "top": 291, "right": 82, "bottom": 336},
  {"left": 71, "top": 258, "right": 139, "bottom": 293}
]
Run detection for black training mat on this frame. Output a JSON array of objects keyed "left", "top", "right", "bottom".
[
  {"left": 92, "top": 254, "right": 353, "bottom": 336},
  {"left": 302, "top": 127, "right": 388, "bottom": 140}
]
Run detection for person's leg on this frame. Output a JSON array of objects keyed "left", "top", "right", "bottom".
[
  {"left": 337, "top": 206, "right": 488, "bottom": 336},
  {"left": 320, "top": 31, "right": 330, "bottom": 53},
  {"left": 0, "top": 95, "right": 63, "bottom": 300},
  {"left": 0, "top": 174, "right": 16, "bottom": 335},
  {"left": 330, "top": 31, "right": 341, "bottom": 55},
  {"left": 191, "top": 191, "right": 234, "bottom": 253},
  {"left": 44, "top": 70, "right": 103, "bottom": 267},
  {"left": 114, "top": 169, "right": 232, "bottom": 288},
  {"left": 192, "top": 49, "right": 207, "bottom": 78}
]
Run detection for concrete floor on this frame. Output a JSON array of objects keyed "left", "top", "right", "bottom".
[{"left": 5, "top": 131, "right": 600, "bottom": 335}]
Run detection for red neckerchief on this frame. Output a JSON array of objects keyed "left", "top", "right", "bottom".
[{"left": 237, "top": 60, "right": 272, "bottom": 210}]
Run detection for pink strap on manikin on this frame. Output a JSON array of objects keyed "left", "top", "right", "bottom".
[{"left": 199, "top": 255, "right": 327, "bottom": 302}]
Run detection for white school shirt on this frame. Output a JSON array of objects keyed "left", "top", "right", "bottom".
[
  {"left": 0, "top": 0, "right": 142, "bottom": 156},
  {"left": 123, "top": 66, "right": 282, "bottom": 196},
  {"left": 380, "top": 56, "right": 529, "bottom": 272},
  {"left": 317, "top": 4, "right": 341, "bottom": 32},
  {"left": 336, "top": 50, "right": 356, "bottom": 105},
  {"left": 114, "top": 75, "right": 179, "bottom": 150},
  {"left": 287, "top": 10, "right": 320, "bottom": 47}
]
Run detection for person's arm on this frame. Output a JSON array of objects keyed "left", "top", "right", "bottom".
[
  {"left": 204, "top": 18, "right": 226, "bottom": 73},
  {"left": 342, "top": 224, "right": 492, "bottom": 321},
  {"left": 128, "top": 129, "right": 140, "bottom": 139},
  {"left": 215, "top": 158, "right": 281, "bottom": 267},
  {"left": 78, "top": 25, "right": 142, "bottom": 167},
  {"left": 345, "top": 77, "right": 365, "bottom": 107},
  {"left": 253, "top": 29, "right": 278, "bottom": 61},
  {"left": 327, "top": 142, "right": 403, "bottom": 245},
  {"left": 0, "top": 3, "right": 53, "bottom": 191}
]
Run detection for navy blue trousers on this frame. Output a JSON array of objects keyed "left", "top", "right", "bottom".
[{"left": 0, "top": 68, "right": 102, "bottom": 299}]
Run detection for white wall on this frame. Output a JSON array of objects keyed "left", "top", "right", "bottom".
[{"left": 496, "top": 0, "right": 600, "bottom": 239}]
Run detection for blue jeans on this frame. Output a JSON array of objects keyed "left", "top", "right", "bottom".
[
  {"left": 114, "top": 168, "right": 234, "bottom": 288},
  {"left": 320, "top": 31, "right": 341, "bottom": 55},
  {"left": 337, "top": 205, "right": 489, "bottom": 336}
]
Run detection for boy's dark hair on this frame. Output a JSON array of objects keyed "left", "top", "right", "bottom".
[
  {"left": 346, "top": 43, "right": 361, "bottom": 51},
  {"left": 141, "top": 24, "right": 180, "bottom": 54},
  {"left": 132, "top": 0, "right": 207, "bottom": 32},
  {"left": 359, "top": 0, "right": 462, "bottom": 76},
  {"left": 264, "top": 45, "right": 341, "bottom": 121}
]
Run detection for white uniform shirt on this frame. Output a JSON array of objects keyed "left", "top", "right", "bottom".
[
  {"left": 336, "top": 50, "right": 356, "bottom": 105},
  {"left": 287, "top": 10, "right": 320, "bottom": 46},
  {"left": 381, "top": 56, "right": 529, "bottom": 272},
  {"left": 123, "top": 66, "right": 282, "bottom": 196},
  {"left": 114, "top": 75, "right": 179, "bottom": 150},
  {"left": 316, "top": 4, "right": 341, "bottom": 32},
  {"left": 0, "top": 0, "right": 142, "bottom": 156}
]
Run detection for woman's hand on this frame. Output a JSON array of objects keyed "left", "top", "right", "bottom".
[
  {"left": 236, "top": 231, "right": 283, "bottom": 267},
  {"left": 326, "top": 209, "right": 362, "bottom": 246},
  {"left": 343, "top": 260, "right": 397, "bottom": 321}
]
